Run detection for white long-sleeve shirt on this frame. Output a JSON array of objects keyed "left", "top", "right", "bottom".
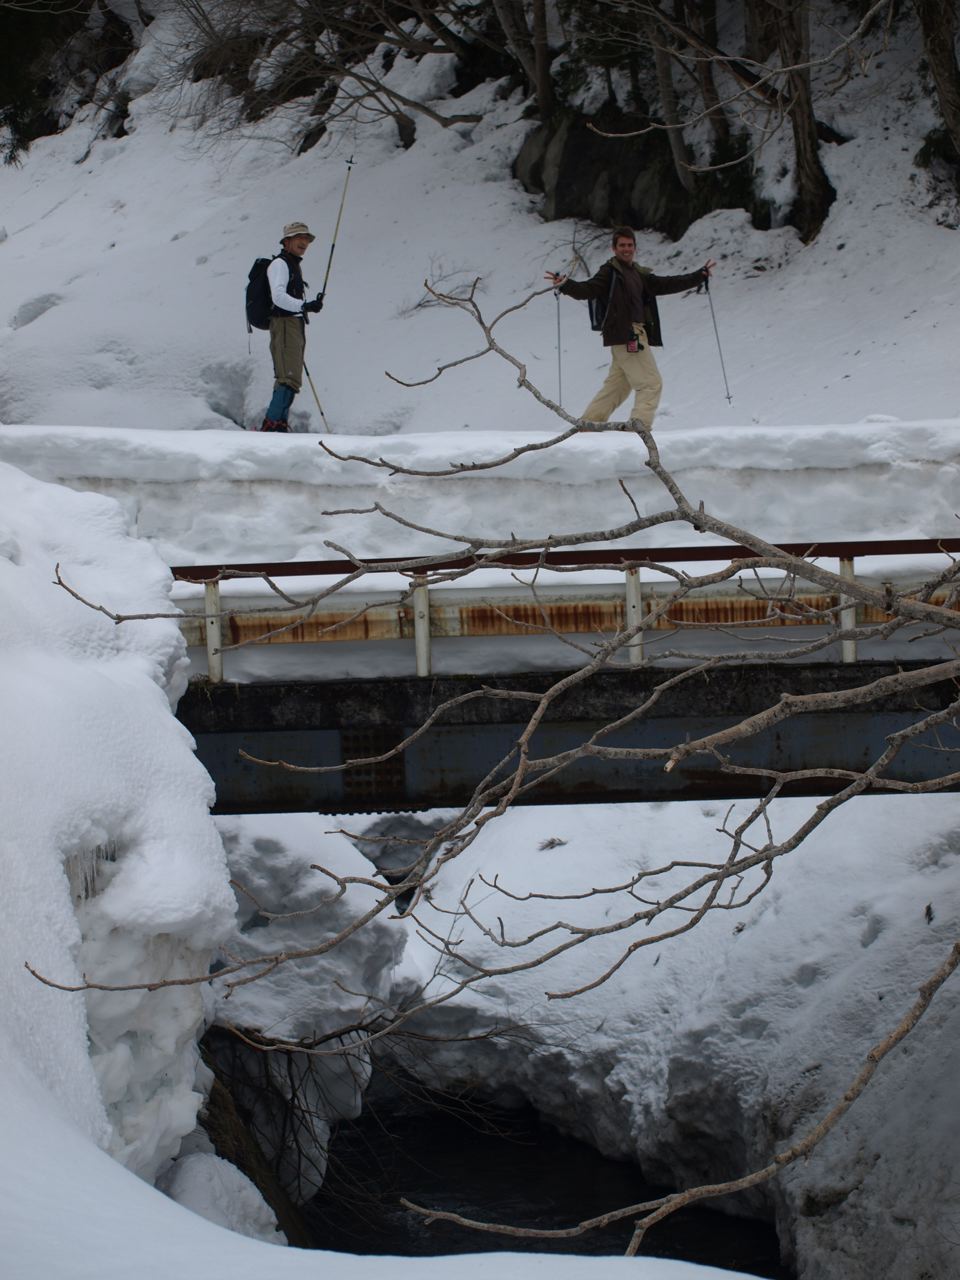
[{"left": 267, "top": 257, "right": 304, "bottom": 314}]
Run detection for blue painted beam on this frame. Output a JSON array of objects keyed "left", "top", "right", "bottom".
[{"left": 176, "top": 663, "right": 960, "bottom": 813}]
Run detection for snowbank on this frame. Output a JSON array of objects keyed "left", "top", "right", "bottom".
[
  {"left": 0, "top": 459, "right": 235, "bottom": 1181},
  {"left": 2, "top": 420, "right": 959, "bottom": 567}
]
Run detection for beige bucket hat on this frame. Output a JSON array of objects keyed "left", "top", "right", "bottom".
[{"left": 281, "top": 221, "right": 316, "bottom": 242}]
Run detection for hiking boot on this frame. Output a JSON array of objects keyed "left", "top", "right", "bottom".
[{"left": 260, "top": 418, "right": 290, "bottom": 433}]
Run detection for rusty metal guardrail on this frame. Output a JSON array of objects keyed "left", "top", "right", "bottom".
[{"left": 171, "top": 538, "right": 960, "bottom": 682}]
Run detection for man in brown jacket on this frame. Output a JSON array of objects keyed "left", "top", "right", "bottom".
[{"left": 547, "top": 226, "right": 715, "bottom": 428}]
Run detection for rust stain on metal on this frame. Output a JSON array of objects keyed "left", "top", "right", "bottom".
[
  {"left": 656, "top": 594, "right": 841, "bottom": 628},
  {"left": 225, "top": 608, "right": 406, "bottom": 645},
  {"left": 456, "top": 602, "right": 625, "bottom": 637},
  {"left": 181, "top": 588, "right": 959, "bottom": 648}
]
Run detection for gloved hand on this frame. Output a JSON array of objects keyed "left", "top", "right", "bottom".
[{"left": 302, "top": 291, "right": 324, "bottom": 315}]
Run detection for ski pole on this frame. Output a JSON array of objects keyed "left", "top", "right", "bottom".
[
  {"left": 703, "top": 275, "right": 733, "bottom": 404},
  {"left": 556, "top": 293, "right": 563, "bottom": 407},
  {"left": 303, "top": 361, "right": 330, "bottom": 432},
  {"left": 320, "top": 155, "right": 354, "bottom": 297},
  {"left": 551, "top": 250, "right": 580, "bottom": 408}
]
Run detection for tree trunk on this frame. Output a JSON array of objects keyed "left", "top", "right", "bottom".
[
  {"left": 913, "top": 0, "right": 960, "bottom": 162},
  {"left": 647, "top": 13, "right": 696, "bottom": 193},
  {"left": 775, "top": 0, "right": 835, "bottom": 241},
  {"left": 410, "top": 2, "right": 476, "bottom": 61},
  {"left": 681, "top": 0, "right": 730, "bottom": 150},
  {"left": 531, "top": 0, "right": 556, "bottom": 119},
  {"left": 744, "top": 0, "right": 778, "bottom": 62},
  {"left": 491, "top": 0, "right": 554, "bottom": 118}
]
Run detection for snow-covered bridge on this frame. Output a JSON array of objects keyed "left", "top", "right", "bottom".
[{"left": 172, "top": 537, "right": 960, "bottom": 811}]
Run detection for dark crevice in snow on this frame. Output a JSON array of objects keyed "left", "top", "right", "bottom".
[
  {"left": 302, "top": 1079, "right": 794, "bottom": 1276},
  {"left": 199, "top": 1050, "right": 313, "bottom": 1248}
]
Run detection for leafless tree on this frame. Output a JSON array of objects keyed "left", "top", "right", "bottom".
[
  {"left": 580, "top": 0, "right": 903, "bottom": 238},
  {"left": 913, "top": 0, "right": 960, "bottom": 163},
  {"left": 165, "top": 0, "right": 527, "bottom": 146},
  {"left": 771, "top": 0, "right": 836, "bottom": 240},
  {"left": 8, "top": 1, "right": 959, "bottom": 237},
  {"left": 491, "top": 0, "right": 555, "bottom": 116},
  {"left": 159, "top": 1, "right": 429, "bottom": 145}
]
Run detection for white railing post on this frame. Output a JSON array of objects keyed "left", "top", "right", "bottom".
[
  {"left": 204, "top": 580, "right": 224, "bottom": 683},
  {"left": 839, "top": 556, "right": 857, "bottom": 664},
  {"left": 413, "top": 577, "right": 431, "bottom": 676},
  {"left": 624, "top": 568, "right": 644, "bottom": 666}
]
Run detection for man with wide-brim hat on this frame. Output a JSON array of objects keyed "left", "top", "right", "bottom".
[{"left": 261, "top": 222, "right": 323, "bottom": 432}]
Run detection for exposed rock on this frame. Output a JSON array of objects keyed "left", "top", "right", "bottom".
[{"left": 199, "top": 1069, "right": 313, "bottom": 1248}]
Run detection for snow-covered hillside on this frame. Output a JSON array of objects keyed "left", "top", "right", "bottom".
[
  {"left": 0, "top": 7, "right": 958, "bottom": 440},
  {"left": 1, "top": 4, "right": 959, "bottom": 1280}
]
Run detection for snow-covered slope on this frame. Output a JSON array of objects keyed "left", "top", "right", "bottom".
[{"left": 0, "top": 9, "right": 958, "bottom": 441}]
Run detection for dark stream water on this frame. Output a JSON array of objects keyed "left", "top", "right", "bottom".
[{"left": 303, "top": 1098, "right": 794, "bottom": 1277}]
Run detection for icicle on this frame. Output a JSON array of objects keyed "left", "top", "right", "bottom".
[{"left": 64, "top": 841, "right": 118, "bottom": 903}]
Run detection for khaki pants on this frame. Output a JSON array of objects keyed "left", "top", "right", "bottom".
[
  {"left": 269, "top": 314, "right": 305, "bottom": 393},
  {"left": 582, "top": 325, "right": 662, "bottom": 428}
]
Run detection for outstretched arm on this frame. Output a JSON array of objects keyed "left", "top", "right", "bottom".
[
  {"left": 645, "top": 259, "right": 717, "bottom": 296},
  {"left": 545, "top": 263, "right": 613, "bottom": 301}
]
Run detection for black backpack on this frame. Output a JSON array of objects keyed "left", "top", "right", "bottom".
[
  {"left": 587, "top": 266, "right": 617, "bottom": 333},
  {"left": 245, "top": 256, "right": 276, "bottom": 332}
]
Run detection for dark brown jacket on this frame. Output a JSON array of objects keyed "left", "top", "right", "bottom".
[{"left": 560, "top": 257, "right": 706, "bottom": 347}]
